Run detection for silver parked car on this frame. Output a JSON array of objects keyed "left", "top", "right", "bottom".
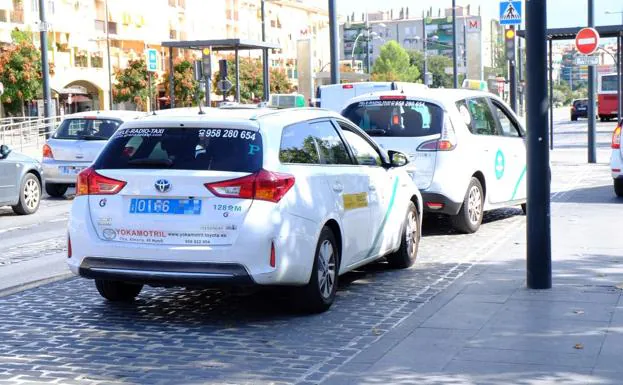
[
  {"left": 0, "top": 144, "right": 43, "bottom": 215},
  {"left": 42, "top": 111, "right": 144, "bottom": 197}
]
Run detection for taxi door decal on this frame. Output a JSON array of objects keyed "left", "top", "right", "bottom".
[
  {"left": 366, "top": 176, "right": 399, "bottom": 259},
  {"left": 511, "top": 165, "right": 527, "bottom": 200},
  {"left": 343, "top": 192, "right": 368, "bottom": 210}
]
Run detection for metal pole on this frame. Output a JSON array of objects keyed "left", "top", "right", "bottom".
[
  {"left": 587, "top": 0, "right": 597, "bottom": 163},
  {"left": 366, "top": 15, "right": 371, "bottom": 74},
  {"left": 423, "top": 18, "right": 428, "bottom": 85},
  {"left": 463, "top": 22, "right": 467, "bottom": 69},
  {"left": 549, "top": 38, "right": 554, "bottom": 150},
  {"left": 104, "top": 0, "right": 113, "bottom": 110},
  {"left": 147, "top": 71, "right": 152, "bottom": 113},
  {"left": 206, "top": 49, "right": 211, "bottom": 108},
  {"left": 510, "top": 58, "right": 517, "bottom": 112},
  {"left": 235, "top": 48, "right": 240, "bottom": 102},
  {"left": 526, "top": 0, "right": 552, "bottom": 290},
  {"left": 328, "top": 0, "right": 339, "bottom": 84},
  {"left": 618, "top": 34, "right": 622, "bottom": 120},
  {"left": 452, "top": 0, "right": 458, "bottom": 88},
  {"left": 261, "top": 0, "right": 270, "bottom": 102},
  {"left": 518, "top": 37, "right": 523, "bottom": 115},
  {"left": 169, "top": 47, "right": 175, "bottom": 108},
  {"left": 38, "top": 0, "right": 52, "bottom": 129}
]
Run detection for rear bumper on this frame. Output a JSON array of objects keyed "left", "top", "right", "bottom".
[
  {"left": 42, "top": 159, "right": 91, "bottom": 184},
  {"left": 421, "top": 192, "right": 462, "bottom": 216},
  {"left": 78, "top": 257, "right": 254, "bottom": 287},
  {"left": 612, "top": 151, "right": 623, "bottom": 179}
]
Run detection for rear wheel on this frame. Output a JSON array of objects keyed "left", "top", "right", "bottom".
[
  {"left": 95, "top": 279, "right": 143, "bottom": 301},
  {"left": 45, "top": 183, "right": 69, "bottom": 197},
  {"left": 571, "top": 115, "right": 577, "bottom": 121},
  {"left": 297, "top": 227, "right": 338, "bottom": 313},
  {"left": 615, "top": 179, "right": 623, "bottom": 198},
  {"left": 12, "top": 173, "right": 41, "bottom": 215},
  {"left": 386, "top": 202, "right": 420, "bottom": 269},
  {"left": 451, "top": 177, "right": 484, "bottom": 234}
]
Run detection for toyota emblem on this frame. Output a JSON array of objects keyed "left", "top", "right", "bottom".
[{"left": 155, "top": 179, "right": 171, "bottom": 193}]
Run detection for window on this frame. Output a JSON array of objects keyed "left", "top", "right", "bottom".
[
  {"left": 53, "top": 119, "right": 122, "bottom": 140},
  {"left": 279, "top": 121, "right": 352, "bottom": 165},
  {"left": 94, "top": 127, "right": 263, "bottom": 172},
  {"left": 491, "top": 103, "right": 521, "bottom": 137},
  {"left": 343, "top": 99, "right": 444, "bottom": 137},
  {"left": 459, "top": 98, "right": 498, "bottom": 136},
  {"left": 340, "top": 129, "right": 382, "bottom": 167}
]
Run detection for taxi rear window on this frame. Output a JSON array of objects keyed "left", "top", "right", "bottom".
[
  {"left": 94, "top": 127, "right": 262, "bottom": 172},
  {"left": 53, "top": 118, "right": 122, "bottom": 140},
  {"left": 342, "top": 100, "right": 444, "bottom": 137}
]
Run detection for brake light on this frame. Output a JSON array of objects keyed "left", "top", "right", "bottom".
[
  {"left": 42, "top": 144, "right": 53, "bottom": 159},
  {"left": 612, "top": 125, "right": 621, "bottom": 149},
  {"left": 380, "top": 95, "right": 406, "bottom": 101},
  {"left": 426, "top": 202, "right": 444, "bottom": 210},
  {"left": 342, "top": 84, "right": 354, "bottom": 89},
  {"left": 67, "top": 235, "right": 72, "bottom": 258},
  {"left": 417, "top": 116, "right": 457, "bottom": 152},
  {"left": 205, "top": 169, "right": 295, "bottom": 203},
  {"left": 270, "top": 241, "right": 276, "bottom": 268},
  {"left": 76, "top": 167, "right": 127, "bottom": 196}
]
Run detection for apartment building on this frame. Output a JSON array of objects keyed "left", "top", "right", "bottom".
[{"left": 0, "top": 0, "right": 329, "bottom": 112}]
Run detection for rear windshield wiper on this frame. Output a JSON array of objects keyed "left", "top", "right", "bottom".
[
  {"left": 126, "top": 158, "right": 173, "bottom": 167},
  {"left": 78, "top": 134, "right": 109, "bottom": 140},
  {"left": 366, "top": 129, "right": 388, "bottom": 136}
]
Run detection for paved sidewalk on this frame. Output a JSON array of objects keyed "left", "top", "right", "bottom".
[{"left": 320, "top": 158, "right": 623, "bottom": 385}]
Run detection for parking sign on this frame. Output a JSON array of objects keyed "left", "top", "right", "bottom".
[{"left": 145, "top": 49, "right": 158, "bottom": 72}]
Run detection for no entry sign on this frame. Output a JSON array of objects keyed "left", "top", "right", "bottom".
[{"left": 575, "top": 27, "right": 600, "bottom": 55}]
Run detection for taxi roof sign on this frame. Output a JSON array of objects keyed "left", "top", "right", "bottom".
[{"left": 462, "top": 79, "right": 489, "bottom": 92}]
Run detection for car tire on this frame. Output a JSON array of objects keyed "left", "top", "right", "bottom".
[
  {"left": 95, "top": 279, "right": 143, "bottom": 302},
  {"left": 386, "top": 201, "right": 420, "bottom": 269},
  {"left": 12, "top": 173, "right": 41, "bottom": 215},
  {"left": 451, "top": 177, "right": 484, "bottom": 234},
  {"left": 614, "top": 179, "right": 623, "bottom": 198},
  {"left": 45, "top": 183, "right": 69, "bottom": 197},
  {"left": 297, "top": 227, "right": 339, "bottom": 313},
  {"left": 571, "top": 115, "right": 577, "bottom": 121}
]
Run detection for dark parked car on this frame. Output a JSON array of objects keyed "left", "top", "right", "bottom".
[
  {"left": 571, "top": 99, "right": 588, "bottom": 121},
  {"left": 0, "top": 144, "right": 43, "bottom": 215}
]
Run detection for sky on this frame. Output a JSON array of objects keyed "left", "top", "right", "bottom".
[{"left": 336, "top": 0, "right": 623, "bottom": 29}]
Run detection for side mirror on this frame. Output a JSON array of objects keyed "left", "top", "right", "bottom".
[
  {"left": 0, "top": 144, "right": 10, "bottom": 159},
  {"left": 388, "top": 150, "right": 409, "bottom": 167}
]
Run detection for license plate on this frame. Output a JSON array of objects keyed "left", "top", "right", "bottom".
[
  {"left": 59, "top": 166, "right": 85, "bottom": 175},
  {"left": 129, "top": 198, "right": 202, "bottom": 215}
]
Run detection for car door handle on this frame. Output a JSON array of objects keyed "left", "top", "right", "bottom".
[{"left": 332, "top": 182, "right": 344, "bottom": 192}]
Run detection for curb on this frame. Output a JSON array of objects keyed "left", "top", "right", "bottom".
[{"left": 0, "top": 272, "right": 73, "bottom": 298}]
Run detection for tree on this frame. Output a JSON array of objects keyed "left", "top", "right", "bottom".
[
  {"left": 407, "top": 50, "right": 453, "bottom": 88},
  {"left": 112, "top": 58, "right": 157, "bottom": 111},
  {"left": 160, "top": 59, "right": 202, "bottom": 107},
  {"left": 371, "top": 41, "right": 420, "bottom": 82},
  {"left": 0, "top": 31, "right": 46, "bottom": 115},
  {"left": 212, "top": 56, "right": 294, "bottom": 103}
]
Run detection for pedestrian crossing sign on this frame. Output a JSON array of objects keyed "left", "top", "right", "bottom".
[{"left": 499, "top": 1, "right": 522, "bottom": 25}]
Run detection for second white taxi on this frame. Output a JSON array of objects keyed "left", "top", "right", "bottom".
[{"left": 68, "top": 107, "right": 423, "bottom": 313}]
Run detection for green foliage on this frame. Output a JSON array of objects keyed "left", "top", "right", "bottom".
[
  {"left": 160, "top": 59, "right": 203, "bottom": 107},
  {"left": 112, "top": 58, "right": 157, "bottom": 111},
  {"left": 372, "top": 41, "right": 420, "bottom": 82},
  {"left": 553, "top": 81, "right": 588, "bottom": 106},
  {"left": 407, "top": 50, "right": 453, "bottom": 88},
  {"left": 0, "top": 34, "right": 44, "bottom": 115},
  {"left": 212, "top": 56, "right": 294, "bottom": 103}
]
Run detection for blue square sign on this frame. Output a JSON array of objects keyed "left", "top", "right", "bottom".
[
  {"left": 499, "top": 1, "right": 522, "bottom": 25},
  {"left": 145, "top": 49, "right": 158, "bottom": 72}
]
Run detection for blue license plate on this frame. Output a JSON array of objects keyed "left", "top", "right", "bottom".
[{"left": 129, "top": 198, "right": 202, "bottom": 215}]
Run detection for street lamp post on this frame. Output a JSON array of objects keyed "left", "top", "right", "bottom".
[
  {"left": 38, "top": 0, "right": 52, "bottom": 125},
  {"left": 104, "top": 0, "right": 113, "bottom": 110},
  {"left": 452, "top": 0, "right": 458, "bottom": 88}
]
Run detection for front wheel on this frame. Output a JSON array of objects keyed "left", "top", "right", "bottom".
[
  {"left": 296, "top": 227, "right": 339, "bottom": 313},
  {"left": 451, "top": 177, "right": 484, "bottom": 234},
  {"left": 12, "top": 173, "right": 41, "bottom": 215},
  {"left": 95, "top": 280, "right": 143, "bottom": 301},
  {"left": 386, "top": 201, "right": 420, "bottom": 269},
  {"left": 615, "top": 179, "right": 623, "bottom": 198}
]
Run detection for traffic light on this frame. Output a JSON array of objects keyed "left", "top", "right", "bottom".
[{"left": 505, "top": 26, "right": 516, "bottom": 62}]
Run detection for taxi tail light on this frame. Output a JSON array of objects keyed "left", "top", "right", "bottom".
[
  {"left": 380, "top": 95, "right": 406, "bottom": 101},
  {"left": 270, "top": 241, "right": 276, "bottom": 268},
  {"left": 612, "top": 125, "right": 621, "bottom": 149},
  {"left": 76, "top": 167, "right": 127, "bottom": 196},
  {"left": 342, "top": 84, "right": 354, "bottom": 89},
  {"left": 42, "top": 144, "right": 54, "bottom": 159},
  {"left": 417, "top": 116, "right": 457, "bottom": 152},
  {"left": 205, "top": 169, "right": 295, "bottom": 203},
  {"left": 67, "top": 235, "right": 72, "bottom": 259}
]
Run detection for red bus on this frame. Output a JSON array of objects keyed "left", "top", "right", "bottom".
[{"left": 598, "top": 73, "right": 619, "bottom": 122}]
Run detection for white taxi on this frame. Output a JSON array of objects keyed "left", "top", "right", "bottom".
[
  {"left": 611, "top": 119, "right": 622, "bottom": 197},
  {"left": 68, "top": 107, "right": 422, "bottom": 313},
  {"left": 342, "top": 88, "right": 527, "bottom": 233}
]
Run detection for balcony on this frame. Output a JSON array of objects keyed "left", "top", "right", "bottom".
[{"left": 94, "top": 20, "right": 117, "bottom": 35}]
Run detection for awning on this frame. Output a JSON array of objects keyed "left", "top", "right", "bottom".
[{"left": 67, "top": 95, "right": 91, "bottom": 103}]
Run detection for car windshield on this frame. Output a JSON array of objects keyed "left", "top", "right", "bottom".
[
  {"left": 342, "top": 99, "right": 444, "bottom": 137},
  {"left": 53, "top": 118, "right": 122, "bottom": 140},
  {"left": 94, "top": 127, "right": 263, "bottom": 172},
  {"left": 574, "top": 100, "right": 587, "bottom": 108}
]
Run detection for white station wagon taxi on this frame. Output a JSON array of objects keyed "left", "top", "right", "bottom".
[
  {"left": 68, "top": 107, "right": 423, "bottom": 313},
  {"left": 342, "top": 88, "right": 527, "bottom": 233}
]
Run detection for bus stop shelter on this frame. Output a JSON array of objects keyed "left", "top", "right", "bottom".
[
  {"left": 517, "top": 25, "right": 623, "bottom": 151},
  {"left": 161, "top": 39, "right": 280, "bottom": 107}
]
